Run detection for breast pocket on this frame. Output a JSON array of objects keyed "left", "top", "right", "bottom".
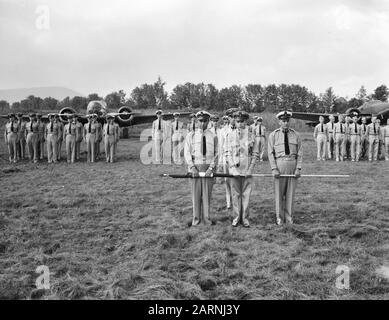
[{"left": 288, "top": 137, "right": 298, "bottom": 154}]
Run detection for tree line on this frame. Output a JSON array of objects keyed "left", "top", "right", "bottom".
[{"left": 1, "top": 77, "right": 388, "bottom": 114}]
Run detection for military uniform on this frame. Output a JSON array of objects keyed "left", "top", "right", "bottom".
[
  {"left": 26, "top": 115, "right": 39, "bottom": 162},
  {"left": 37, "top": 116, "right": 45, "bottom": 160},
  {"left": 366, "top": 120, "right": 380, "bottom": 161},
  {"left": 83, "top": 115, "right": 99, "bottom": 162},
  {"left": 113, "top": 122, "right": 120, "bottom": 157},
  {"left": 103, "top": 117, "right": 117, "bottom": 163},
  {"left": 16, "top": 114, "right": 26, "bottom": 160},
  {"left": 45, "top": 115, "right": 59, "bottom": 163},
  {"left": 313, "top": 121, "right": 328, "bottom": 161},
  {"left": 56, "top": 118, "right": 64, "bottom": 161},
  {"left": 326, "top": 119, "right": 335, "bottom": 159},
  {"left": 252, "top": 117, "right": 266, "bottom": 161},
  {"left": 360, "top": 120, "right": 368, "bottom": 159},
  {"left": 184, "top": 111, "right": 218, "bottom": 226},
  {"left": 187, "top": 114, "right": 197, "bottom": 133},
  {"left": 348, "top": 120, "right": 362, "bottom": 161},
  {"left": 333, "top": 120, "right": 346, "bottom": 161},
  {"left": 345, "top": 119, "right": 351, "bottom": 159},
  {"left": 75, "top": 119, "right": 83, "bottom": 160},
  {"left": 64, "top": 119, "right": 77, "bottom": 163},
  {"left": 383, "top": 122, "right": 389, "bottom": 161},
  {"left": 226, "top": 111, "right": 259, "bottom": 227},
  {"left": 219, "top": 118, "right": 233, "bottom": 209},
  {"left": 152, "top": 110, "right": 169, "bottom": 164},
  {"left": 171, "top": 113, "right": 184, "bottom": 164},
  {"left": 268, "top": 111, "right": 302, "bottom": 225},
  {"left": 4, "top": 115, "right": 19, "bottom": 163},
  {"left": 94, "top": 121, "right": 102, "bottom": 160}
]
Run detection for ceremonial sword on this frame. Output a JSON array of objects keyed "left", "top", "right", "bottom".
[{"left": 161, "top": 173, "right": 350, "bottom": 178}]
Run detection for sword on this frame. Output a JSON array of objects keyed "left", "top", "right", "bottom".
[{"left": 161, "top": 173, "right": 350, "bottom": 178}]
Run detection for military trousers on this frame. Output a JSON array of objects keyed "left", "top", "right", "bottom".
[
  {"left": 6, "top": 132, "right": 18, "bottom": 162},
  {"left": 65, "top": 134, "right": 76, "bottom": 163},
  {"left": 154, "top": 135, "right": 163, "bottom": 164},
  {"left": 316, "top": 134, "right": 327, "bottom": 160},
  {"left": 254, "top": 136, "right": 266, "bottom": 161},
  {"left": 75, "top": 138, "right": 82, "bottom": 160},
  {"left": 384, "top": 137, "right": 389, "bottom": 161},
  {"left": 38, "top": 133, "right": 45, "bottom": 159},
  {"left": 191, "top": 168, "right": 214, "bottom": 226},
  {"left": 274, "top": 158, "right": 297, "bottom": 223},
  {"left": 104, "top": 135, "right": 115, "bottom": 163},
  {"left": 57, "top": 137, "right": 63, "bottom": 161},
  {"left": 17, "top": 137, "right": 26, "bottom": 160},
  {"left": 26, "top": 132, "right": 38, "bottom": 162},
  {"left": 223, "top": 163, "right": 232, "bottom": 208},
  {"left": 360, "top": 136, "right": 368, "bottom": 159},
  {"left": 231, "top": 176, "right": 252, "bottom": 226},
  {"left": 350, "top": 135, "right": 361, "bottom": 161},
  {"left": 85, "top": 133, "right": 96, "bottom": 162},
  {"left": 327, "top": 133, "right": 335, "bottom": 159},
  {"left": 368, "top": 136, "right": 379, "bottom": 161},
  {"left": 46, "top": 133, "right": 58, "bottom": 163},
  {"left": 335, "top": 134, "right": 345, "bottom": 161},
  {"left": 172, "top": 133, "right": 183, "bottom": 164}
]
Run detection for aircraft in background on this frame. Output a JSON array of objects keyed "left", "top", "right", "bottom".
[
  {"left": 291, "top": 100, "right": 389, "bottom": 126},
  {"left": 1, "top": 100, "right": 192, "bottom": 127}
]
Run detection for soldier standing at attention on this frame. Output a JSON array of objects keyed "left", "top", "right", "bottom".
[
  {"left": 377, "top": 119, "right": 383, "bottom": 160},
  {"left": 334, "top": 114, "right": 346, "bottom": 162},
  {"left": 4, "top": 113, "right": 19, "bottom": 163},
  {"left": 113, "top": 120, "right": 120, "bottom": 158},
  {"left": 366, "top": 116, "right": 380, "bottom": 162},
  {"left": 45, "top": 114, "right": 59, "bottom": 164},
  {"left": 268, "top": 111, "right": 302, "bottom": 226},
  {"left": 16, "top": 113, "right": 26, "bottom": 160},
  {"left": 383, "top": 118, "right": 389, "bottom": 161},
  {"left": 313, "top": 116, "right": 328, "bottom": 161},
  {"left": 187, "top": 113, "right": 197, "bottom": 134},
  {"left": 326, "top": 115, "right": 335, "bottom": 160},
  {"left": 349, "top": 113, "right": 362, "bottom": 162},
  {"left": 103, "top": 115, "right": 117, "bottom": 163},
  {"left": 75, "top": 116, "right": 83, "bottom": 161},
  {"left": 152, "top": 110, "right": 166, "bottom": 164},
  {"left": 360, "top": 117, "right": 368, "bottom": 160},
  {"left": 226, "top": 111, "right": 259, "bottom": 228},
  {"left": 84, "top": 114, "right": 98, "bottom": 162},
  {"left": 94, "top": 118, "right": 103, "bottom": 161},
  {"left": 64, "top": 114, "right": 77, "bottom": 163},
  {"left": 171, "top": 112, "right": 184, "bottom": 164},
  {"left": 184, "top": 111, "right": 218, "bottom": 226},
  {"left": 252, "top": 116, "right": 266, "bottom": 162},
  {"left": 26, "top": 113, "right": 39, "bottom": 163},
  {"left": 55, "top": 114, "right": 64, "bottom": 161},
  {"left": 344, "top": 116, "right": 352, "bottom": 160},
  {"left": 36, "top": 114, "right": 45, "bottom": 160}
]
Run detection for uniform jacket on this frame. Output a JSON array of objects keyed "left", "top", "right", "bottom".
[{"left": 314, "top": 123, "right": 329, "bottom": 139}]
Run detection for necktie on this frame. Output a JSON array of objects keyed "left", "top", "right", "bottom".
[
  {"left": 363, "top": 124, "right": 366, "bottom": 133},
  {"left": 202, "top": 134, "right": 206, "bottom": 156},
  {"left": 51, "top": 122, "right": 53, "bottom": 132},
  {"left": 89, "top": 122, "right": 91, "bottom": 133},
  {"left": 332, "top": 123, "right": 334, "bottom": 130},
  {"left": 176, "top": 121, "right": 178, "bottom": 131},
  {"left": 192, "top": 122, "right": 195, "bottom": 131},
  {"left": 158, "top": 119, "right": 161, "bottom": 131},
  {"left": 284, "top": 130, "right": 290, "bottom": 155},
  {"left": 259, "top": 124, "right": 262, "bottom": 136},
  {"left": 321, "top": 124, "right": 323, "bottom": 132},
  {"left": 355, "top": 123, "right": 357, "bottom": 133},
  {"left": 30, "top": 122, "right": 33, "bottom": 132},
  {"left": 11, "top": 121, "right": 14, "bottom": 133},
  {"left": 374, "top": 124, "right": 376, "bottom": 134},
  {"left": 340, "top": 123, "right": 343, "bottom": 134},
  {"left": 107, "top": 124, "right": 110, "bottom": 135}
]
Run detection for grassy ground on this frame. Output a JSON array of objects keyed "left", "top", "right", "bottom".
[{"left": 1, "top": 119, "right": 389, "bottom": 300}]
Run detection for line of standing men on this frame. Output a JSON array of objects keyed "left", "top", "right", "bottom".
[
  {"left": 4, "top": 113, "right": 120, "bottom": 164},
  {"left": 315, "top": 113, "right": 389, "bottom": 162}
]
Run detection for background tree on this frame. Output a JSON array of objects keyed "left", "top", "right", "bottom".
[
  {"left": 87, "top": 93, "right": 103, "bottom": 103},
  {"left": 0, "top": 100, "right": 10, "bottom": 113},
  {"left": 321, "top": 87, "right": 337, "bottom": 113},
  {"left": 356, "top": 85, "right": 367, "bottom": 102},
  {"left": 372, "top": 84, "right": 388, "bottom": 102},
  {"left": 71, "top": 96, "right": 87, "bottom": 111},
  {"left": 242, "top": 84, "right": 264, "bottom": 112},
  {"left": 41, "top": 97, "right": 59, "bottom": 110},
  {"left": 105, "top": 90, "right": 126, "bottom": 110}
]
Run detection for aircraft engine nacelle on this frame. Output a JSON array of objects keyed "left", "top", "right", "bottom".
[
  {"left": 116, "top": 106, "right": 134, "bottom": 127},
  {"left": 345, "top": 108, "right": 361, "bottom": 118},
  {"left": 87, "top": 100, "right": 107, "bottom": 117},
  {"left": 59, "top": 107, "right": 76, "bottom": 123}
]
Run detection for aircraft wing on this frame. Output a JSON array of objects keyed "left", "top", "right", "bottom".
[
  {"left": 129, "top": 112, "right": 193, "bottom": 126},
  {"left": 291, "top": 112, "right": 338, "bottom": 123}
]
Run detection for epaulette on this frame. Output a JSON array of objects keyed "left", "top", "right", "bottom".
[{"left": 274, "top": 128, "right": 281, "bottom": 132}]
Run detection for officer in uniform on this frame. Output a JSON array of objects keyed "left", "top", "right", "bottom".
[
  {"left": 103, "top": 115, "right": 117, "bottom": 163},
  {"left": 187, "top": 113, "right": 197, "bottom": 134},
  {"left": 75, "top": 116, "right": 83, "bottom": 160},
  {"left": 334, "top": 114, "right": 346, "bottom": 161},
  {"left": 64, "top": 115, "right": 77, "bottom": 163},
  {"left": 207, "top": 115, "right": 219, "bottom": 132},
  {"left": 55, "top": 114, "right": 64, "bottom": 161},
  {"left": 366, "top": 116, "right": 380, "bottom": 162},
  {"left": 314, "top": 116, "right": 328, "bottom": 161},
  {"left": 26, "top": 113, "right": 39, "bottom": 163},
  {"left": 377, "top": 119, "right": 383, "bottom": 160},
  {"left": 226, "top": 111, "right": 259, "bottom": 228},
  {"left": 152, "top": 110, "right": 167, "bottom": 164},
  {"left": 252, "top": 116, "right": 266, "bottom": 162},
  {"left": 268, "top": 111, "right": 302, "bottom": 225},
  {"left": 45, "top": 113, "right": 59, "bottom": 163},
  {"left": 383, "top": 118, "right": 389, "bottom": 161},
  {"left": 184, "top": 111, "right": 218, "bottom": 226},
  {"left": 360, "top": 117, "right": 368, "bottom": 160},
  {"left": 171, "top": 112, "right": 184, "bottom": 164},
  {"left": 113, "top": 121, "right": 120, "bottom": 157},
  {"left": 326, "top": 115, "right": 335, "bottom": 160},
  {"left": 35, "top": 114, "right": 45, "bottom": 160},
  {"left": 4, "top": 113, "right": 19, "bottom": 163},
  {"left": 349, "top": 113, "right": 362, "bottom": 162},
  {"left": 344, "top": 116, "right": 352, "bottom": 159},
  {"left": 16, "top": 113, "right": 26, "bottom": 160},
  {"left": 83, "top": 114, "right": 98, "bottom": 162}
]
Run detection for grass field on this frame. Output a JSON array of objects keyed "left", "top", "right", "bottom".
[{"left": 1, "top": 118, "right": 389, "bottom": 300}]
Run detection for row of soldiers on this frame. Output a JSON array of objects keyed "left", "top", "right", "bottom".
[
  {"left": 4, "top": 113, "right": 119, "bottom": 164},
  {"left": 314, "top": 113, "right": 389, "bottom": 161},
  {"left": 181, "top": 109, "right": 300, "bottom": 227}
]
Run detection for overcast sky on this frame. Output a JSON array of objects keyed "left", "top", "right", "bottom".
[{"left": 1, "top": 0, "right": 389, "bottom": 98}]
